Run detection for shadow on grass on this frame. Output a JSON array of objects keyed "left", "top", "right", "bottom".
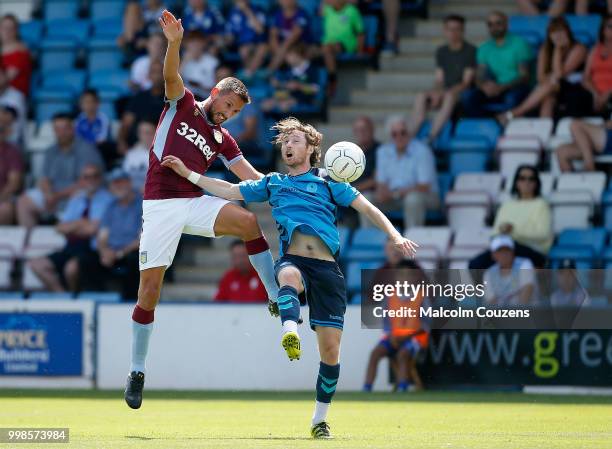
[
  {"left": 126, "top": 435, "right": 314, "bottom": 441},
  {"left": 0, "top": 389, "right": 611, "bottom": 405}
]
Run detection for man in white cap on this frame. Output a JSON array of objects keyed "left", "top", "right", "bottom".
[{"left": 483, "top": 234, "right": 537, "bottom": 306}]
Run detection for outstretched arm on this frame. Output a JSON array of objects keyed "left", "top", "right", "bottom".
[
  {"left": 350, "top": 194, "right": 418, "bottom": 258},
  {"left": 159, "top": 10, "right": 185, "bottom": 101},
  {"left": 161, "top": 155, "right": 244, "bottom": 200}
]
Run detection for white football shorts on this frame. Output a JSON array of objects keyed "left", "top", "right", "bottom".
[{"left": 139, "top": 195, "right": 229, "bottom": 271}]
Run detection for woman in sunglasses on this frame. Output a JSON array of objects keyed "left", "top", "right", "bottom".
[
  {"left": 497, "top": 17, "right": 587, "bottom": 125},
  {"left": 469, "top": 165, "right": 552, "bottom": 270}
]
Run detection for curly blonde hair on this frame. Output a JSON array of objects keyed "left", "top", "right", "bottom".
[{"left": 272, "top": 117, "right": 323, "bottom": 166}]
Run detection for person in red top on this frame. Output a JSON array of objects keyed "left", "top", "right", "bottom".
[
  {"left": 125, "top": 10, "right": 279, "bottom": 409},
  {"left": 0, "top": 15, "right": 32, "bottom": 96},
  {"left": 582, "top": 14, "right": 612, "bottom": 115},
  {"left": 215, "top": 240, "right": 268, "bottom": 302}
]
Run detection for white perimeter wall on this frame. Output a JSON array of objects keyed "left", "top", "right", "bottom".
[{"left": 97, "top": 304, "right": 391, "bottom": 391}]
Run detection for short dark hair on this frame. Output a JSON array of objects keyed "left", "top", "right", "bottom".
[
  {"left": 215, "top": 77, "right": 251, "bottom": 104},
  {"left": 81, "top": 88, "right": 99, "bottom": 101},
  {"left": 52, "top": 112, "right": 73, "bottom": 122},
  {"left": 444, "top": 14, "right": 465, "bottom": 26}
]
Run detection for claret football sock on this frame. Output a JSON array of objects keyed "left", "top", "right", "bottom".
[
  {"left": 245, "top": 236, "right": 279, "bottom": 301},
  {"left": 130, "top": 305, "right": 154, "bottom": 374}
]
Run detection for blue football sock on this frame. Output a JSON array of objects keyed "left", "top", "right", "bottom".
[
  {"left": 397, "top": 381, "right": 410, "bottom": 392},
  {"left": 363, "top": 383, "right": 373, "bottom": 392},
  {"left": 277, "top": 285, "right": 300, "bottom": 324},
  {"left": 130, "top": 321, "right": 153, "bottom": 374},
  {"left": 316, "top": 362, "right": 340, "bottom": 403},
  {"left": 248, "top": 249, "right": 279, "bottom": 301}
]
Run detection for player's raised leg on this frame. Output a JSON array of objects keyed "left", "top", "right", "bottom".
[
  {"left": 311, "top": 326, "right": 342, "bottom": 439},
  {"left": 275, "top": 265, "right": 303, "bottom": 361},
  {"left": 213, "top": 202, "right": 279, "bottom": 302}
]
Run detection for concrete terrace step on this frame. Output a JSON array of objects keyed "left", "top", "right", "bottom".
[
  {"left": 380, "top": 54, "right": 436, "bottom": 71},
  {"left": 161, "top": 283, "right": 217, "bottom": 301},
  {"left": 329, "top": 106, "right": 409, "bottom": 123},
  {"left": 414, "top": 20, "right": 487, "bottom": 39},
  {"left": 315, "top": 122, "right": 389, "bottom": 144},
  {"left": 429, "top": 3, "right": 518, "bottom": 19},
  {"left": 366, "top": 71, "right": 432, "bottom": 90},
  {"left": 350, "top": 89, "right": 417, "bottom": 107},
  {"left": 398, "top": 37, "right": 445, "bottom": 54}
]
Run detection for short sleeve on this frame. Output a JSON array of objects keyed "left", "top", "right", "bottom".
[
  {"left": 168, "top": 87, "right": 195, "bottom": 110},
  {"left": 99, "top": 203, "right": 113, "bottom": 231},
  {"left": 239, "top": 175, "right": 272, "bottom": 204},
  {"left": 518, "top": 258, "right": 536, "bottom": 288},
  {"left": 374, "top": 146, "right": 388, "bottom": 184},
  {"left": 476, "top": 43, "right": 487, "bottom": 66},
  {"left": 414, "top": 144, "right": 437, "bottom": 187},
  {"left": 60, "top": 195, "right": 85, "bottom": 222},
  {"left": 217, "top": 130, "right": 243, "bottom": 168},
  {"left": 329, "top": 181, "right": 360, "bottom": 207}
]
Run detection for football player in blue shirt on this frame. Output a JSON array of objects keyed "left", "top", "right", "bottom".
[{"left": 161, "top": 117, "right": 417, "bottom": 439}]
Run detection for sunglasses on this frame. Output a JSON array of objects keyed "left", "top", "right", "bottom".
[
  {"left": 518, "top": 176, "right": 536, "bottom": 181},
  {"left": 392, "top": 130, "right": 408, "bottom": 137}
]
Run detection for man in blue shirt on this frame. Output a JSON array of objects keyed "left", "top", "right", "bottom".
[
  {"left": 226, "top": 0, "right": 268, "bottom": 76},
  {"left": 182, "top": 0, "right": 225, "bottom": 51},
  {"left": 79, "top": 168, "right": 143, "bottom": 300},
  {"left": 28, "top": 164, "right": 113, "bottom": 293},
  {"left": 161, "top": 117, "right": 417, "bottom": 439}
]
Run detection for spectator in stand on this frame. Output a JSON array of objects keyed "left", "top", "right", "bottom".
[
  {"left": 497, "top": 17, "right": 588, "bottom": 125},
  {"left": 182, "top": 0, "right": 225, "bottom": 52},
  {"left": 410, "top": 15, "right": 476, "bottom": 144},
  {"left": 550, "top": 259, "right": 589, "bottom": 306},
  {"left": 214, "top": 239, "right": 267, "bottom": 302},
  {"left": 0, "top": 113, "right": 23, "bottom": 224},
  {"left": 79, "top": 168, "right": 142, "bottom": 300},
  {"left": 130, "top": 32, "right": 166, "bottom": 91},
  {"left": 363, "top": 256, "right": 428, "bottom": 392},
  {"left": 0, "top": 66, "right": 25, "bottom": 144},
  {"left": 75, "top": 89, "right": 111, "bottom": 146},
  {"left": 268, "top": 0, "right": 311, "bottom": 72},
  {"left": 581, "top": 14, "right": 612, "bottom": 116},
  {"left": 226, "top": 0, "right": 268, "bottom": 77},
  {"left": 321, "top": 0, "right": 364, "bottom": 96},
  {"left": 16, "top": 113, "right": 104, "bottom": 229},
  {"left": 123, "top": 120, "right": 155, "bottom": 193},
  {"left": 118, "top": 1, "right": 166, "bottom": 63},
  {"left": 262, "top": 43, "right": 319, "bottom": 113},
  {"left": 0, "top": 14, "right": 32, "bottom": 96},
  {"left": 118, "top": 60, "right": 165, "bottom": 154},
  {"left": 28, "top": 164, "right": 113, "bottom": 294},
  {"left": 517, "top": 0, "right": 611, "bottom": 15},
  {"left": 0, "top": 105, "right": 19, "bottom": 145},
  {"left": 483, "top": 235, "right": 537, "bottom": 306},
  {"left": 364, "top": 115, "right": 438, "bottom": 229},
  {"left": 218, "top": 66, "right": 261, "bottom": 157},
  {"left": 379, "top": 0, "right": 400, "bottom": 55},
  {"left": 179, "top": 31, "right": 219, "bottom": 99},
  {"left": 470, "top": 165, "right": 551, "bottom": 270},
  {"left": 461, "top": 11, "right": 532, "bottom": 117},
  {"left": 556, "top": 119, "right": 612, "bottom": 171},
  {"left": 351, "top": 116, "right": 378, "bottom": 194}
]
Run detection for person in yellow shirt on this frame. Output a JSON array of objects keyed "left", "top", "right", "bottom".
[{"left": 470, "top": 165, "right": 552, "bottom": 269}]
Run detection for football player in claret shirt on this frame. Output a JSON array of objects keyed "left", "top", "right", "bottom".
[
  {"left": 162, "top": 117, "right": 418, "bottom": 439},
  {"left": 124, "top": 10, "right": 279, "bottom": 409}
]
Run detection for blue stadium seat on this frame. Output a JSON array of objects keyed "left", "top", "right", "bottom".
[
  {"left": 338, "top": 226, "right": 351, "bottom": 253},
  {"left": 417, "top": 120, "right": 453, "bottom": 150},
  {"left": 509, "top": 15, "right": 549, "bottom": 48},
  {"left": 92, "top": 18, "right": 123, "bottom": 39},
  {"left": 88, "top": 48, "right": 123, "bottom": 71},
  {"left": 99, "top": 101, "right": 117, "bottom": 120},
  {"left": 601, "top": 247, "right": 612, "bottom": 264},
  {"left": 39, "top": 38, "right": 77, "bottom": 71},
  {"left": 556, "top": 228, "right": 607, "bottom": 258},
  {"left": 77, "top": 291, "right": 121, "bottom": 302},
  {"left": 449, "top": 151, "right": 490, "bottom": 175},
  {"left": 604, "top": 191, "right": 612, "bottom": 231},
  {"left": 44, "top": 0, "right": 80, "bottom": 21},
  {"left": 346, "top": 261, "right": 382, "bottom": 294},
  {"left": 41, "top": 70, "right": 86, "bottom": 94},
  {"left": 452, "top": 118, "right": 501, "bottom": 148},
  {"left": 45, "top": 19, "right": 90, "bottom": 44},
  {"left": 344, "top": 228, "right": 387, "bottom": 262},
  {"left": 298, "top": 0, "right": 321, "bottom": 16},
  {"left": 88, "top": 69, "right": 130, "bottom": 95},
  {"left": 34, "top": 99, "right": 74, "bottom": 123},
  {"left": 548, "top": 246, "right": 594, "bottom": 269},
  {"left": 19, "top": 21, "right": 43, "bottom": 50},
  {"left": 90, "top": 0, "right": 127, "bottom": 20},
  {"left": 566, "top": 14, "right": 601, "bottom": 48},
  {"left": 0, "top": 292, "right": 25, "bottom": 300}
]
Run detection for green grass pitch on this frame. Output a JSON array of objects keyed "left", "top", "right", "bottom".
[{"left": 0, "top": 390, "right": 611, "bottom": 448}]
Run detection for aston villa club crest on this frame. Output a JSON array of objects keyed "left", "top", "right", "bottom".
[
  {"left": 194, "top": 108, "right": 199, "bottom": 116},
  {"left": 213, "top": 129, "right": 223, "bottom": 144}
]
